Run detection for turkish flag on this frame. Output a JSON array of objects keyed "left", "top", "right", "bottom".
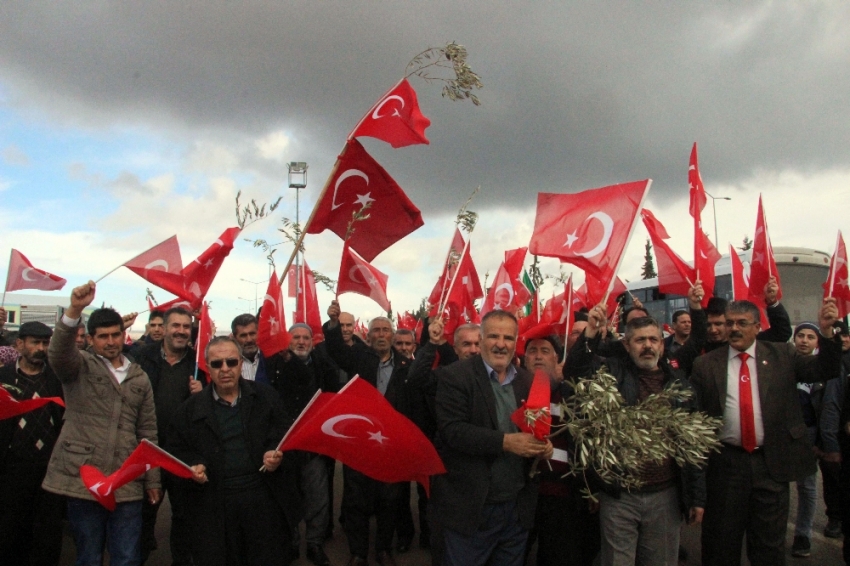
[
  {"left": 4, "top": 249, "right": 67, "bottom": 293},
  {"left": 194, "top": 301, "right": 213, "bottom": 376},
  {"left": 688, "top": 142, "right": 707, "bottom": 218},
  {"left": 293, "top": 259, "right": 324, "bottom": 344},
  {"left": 278, "top": 377, "right": 445, "bottom": 494},
  {"left": 0, "top": 384, "right": 64, "bottom": 421},
  {"left": 581, "top": 274, "right": 627, "bottom": 316},
  {"left": 349, "top": 78, "right": 431, "bottom": 148},
  {"left": 156, "top": 296, "right": 194, "bottom": 312},
  {"left": 258, "top": 271, "right": 290, "bottom": 358},
  {"left": 337, "top": 242, "right": 391, "bottom": 312},
  {"left": 510, "top": 371, "right": 552, "bottom": 441},
  {"left": 307, "top": 140, "right": 424, "bottom": 261},
  {"left": 730, "top": 244, "right": 750, "bottom": 301},
  {"left": 80, "top": 439, "right": 193, "bottom": 511},
  {"left": 641, "top": 209, "right": 695, "bottom": 298},
  {"left": 480, "top": 250, "right": 532, "bottom": 317},
  {"left": 529, "top": 180, "right": 650, "bottom": 290},
  {"left": 747, "top": 195, "right": 782, "bottom": 310},
  {"left": 395, "top": 311, "right": 417, "bottom": 331},
  {"left": 434, "top": 271, "right": 481, "bottom": 345},
  {"left": 428, "top": 229, "right": 482, "bottom": 307},
  {"left": 521, "top": 277, "right": 575, "bottom": 343},
  {"left": 124, "top": 235, "right": 183, "bottom": 284},
  {"left": 824, "top": 231, "right": 850, "bottom": 318},
  {"left": 694, "top": 229, "right": 721, "bottom": 306}
]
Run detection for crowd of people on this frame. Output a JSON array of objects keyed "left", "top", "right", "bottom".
[{"left": 0, "top": 276, "right": 849, "bottom": 566}]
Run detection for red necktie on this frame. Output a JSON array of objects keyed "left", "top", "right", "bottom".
[{"left": 738, "top": 352, "right": 757, "bottom": 452}]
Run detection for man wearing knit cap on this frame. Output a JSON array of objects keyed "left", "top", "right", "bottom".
[
  {"left": 0, "top": 321, "right": 65, "bottom": 564},
  {"left": 267, "top": 322, "right": 340, "bottom": 566}
]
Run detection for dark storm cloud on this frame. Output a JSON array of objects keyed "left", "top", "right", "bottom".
[{"left": 1, "top": 2, "right": 848, "bottom": 214}]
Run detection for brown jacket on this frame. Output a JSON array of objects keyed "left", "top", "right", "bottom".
[{"left": 42, "top": 318, "right": 160, "bottom": 501}]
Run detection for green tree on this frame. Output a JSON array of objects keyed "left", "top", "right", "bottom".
[
  {"left": 739, "top": 235, "right": 753, "bottom": 251},
  {"left": 641, "top": 239, "right": 657, "bottom": 279}
]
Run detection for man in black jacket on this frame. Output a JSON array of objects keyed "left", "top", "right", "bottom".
[
  {"left": 136, "top": 307, "right": 202, "bottom": 565},
  {"left": 167, "top": 336, "right": 291, "bottom": 566},
  {"left": 323, "top": 301, "right": 413, "bottom": 566},
  {"left": 0, "top": 321, "right": 65, "bottom": 565},
  {"left": 267, "top": 323, "right": 339, "bottom": 566}
]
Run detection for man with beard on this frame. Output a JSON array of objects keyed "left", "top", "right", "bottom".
[
  {"left": 324, "top": 302, "right": 414, "bottom": 566},
  {"left": 566, "top": 309, "right": 705, "bottom": 566},
  {"left": 434, "top": 310, "right": 553, "bottom": 566},
  {"left": 0, "top": 322, "right": 65, "bottom": 565},
  {"left": 692, "top": 299, "right": 840, "bottom": 565},
  {"left": 393, "top": 328, "right": 417, "bottom": 359},
  {"left": 231, "top": 313, "right": 269, "bottom": 384},
  {"left": 267, "top": 323, "right": 339, "bottom": 566},
  {"left": 136, "top": 307, "right": 203, "bottom": 565}
]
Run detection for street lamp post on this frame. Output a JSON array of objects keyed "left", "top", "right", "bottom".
[
  {"left": 287, "top": 162, "right": 308, "bottom": 301},
  {"left": 240, "top": 278, "right": 264, "bottom": 313},
  {"left": 705, "top": 191, "right": 732, "bottom": 248}
]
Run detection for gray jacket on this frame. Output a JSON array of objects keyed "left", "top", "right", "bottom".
[{"left": 42, "top": 318, "right": 160, "bottom": 502}]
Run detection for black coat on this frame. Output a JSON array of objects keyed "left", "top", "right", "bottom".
[{"left": 265, "top": 347, "right": 340, "bottom": 427}]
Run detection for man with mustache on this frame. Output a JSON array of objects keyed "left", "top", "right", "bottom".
[
  {"left": 0, "top": 322, "right": 65, "bottom": 565},
  {"left": 691, "top": 298, "right": 841, "bottom": 565},
  {"left": 231, "top": 313, "right": 270, "bottom": 384},
  {"left": 566, "top": 306, "right": 705, "bottom": 566},
  {"left": 136, "top": 307, "right": 203, "bottom": 565},
  {"left": 434, "top": 310, "right": 553, "bottom": 566}
]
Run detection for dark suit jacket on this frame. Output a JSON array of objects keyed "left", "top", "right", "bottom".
[
  {"left": 433, "top": 355, "right": 538, "bottom": 536},
  {"left": 691, "top": 336, "right": 841, "bottom": 482}
]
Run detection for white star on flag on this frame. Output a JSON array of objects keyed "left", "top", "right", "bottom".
[
  {"left": 564, "top": 231, "right": 578, "bottom": 248},
  {"left": 355, "top": 193, "right": 375, "bottom": 207},
  {"left": 368, "top": 430, "right": 388, "bottom": 444}
]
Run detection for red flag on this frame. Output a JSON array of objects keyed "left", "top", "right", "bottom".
[
  {"left": 510, "top": 370, "right": 552, "bottom": 441},
  {"left": 480, "top": 256, "right": 531, "bottom": 317},
  {"left": 80, "top": 439, "right": 193, "bottom": 511},
  {"left": 337, "top": 243, "right": 391, "bottom": 312},
  {"left": 257, "top": 271, "right": 290, "bottom": 358},
  {"left": 349, "top": 78, "right": 431, "bottom": 148},
  {"left": 0, "top": 384, "right": 64, "bottom": 421},
  {"left": 824, "top": 231, "right": 850, "bottom": 319},
  {"left": 307, "top": 140, "right": 424, "bottom": 261},
  {"left": 694, "top": 229, "right": 721, "bottom": 306},
  {"left": 156, "top": 296, "right": 194, "bottom": 312},
  {"left": 581, "top": 274, "right": 627, "bottom": 316},
  {"left": 4, "top": 249, "right": 67, "bottom": 293},
  {"left": 730, "top": 244, "right": 749, "bottom": 301},
  {"left": 428, "top": 229, "right": 482, "bottom": 307},
  {"left": 279, "top": 377, "right": 445, "bottom": 494},
  {"left": 529, "top": 180, "right": 650, "bottom": 291},
  {"left": 194, "top": 301, "right": 213, "bottom": 376},
  {"left": 396, "top": 312, "right": 416, "bottom": 331},
  {"left": 521, "top": 277, "right": 575, "bottom": 343},
  {"left": 688, "top": 143, "right": 707, "bottom": 219},
  {"left": 124, "top": 236, "right": 183, "bottom": 284},
  {"left": 146, "top": 296, "right": 157, "bottom": 312},
  {"left": 641, "top": 209, "right": 695, "bottom": 297},
  {"left": 747, "top": 195, "right": 781, "bottom": 309},
  {"left": 294, "top": 260, "right": 324, "bottom": 344}
]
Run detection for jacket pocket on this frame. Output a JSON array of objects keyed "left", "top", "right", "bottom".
[{"left": 60, "top": 440, "right": 95, "bottom": 474}]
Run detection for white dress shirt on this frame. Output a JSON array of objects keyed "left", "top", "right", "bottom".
[{"left": 721, "top": 342, "right": 765, "bottom": 447}]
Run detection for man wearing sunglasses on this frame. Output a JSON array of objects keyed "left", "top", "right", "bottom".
[
  {"left": 692, "top": 298, "right": 842, "bottom": 565},
  {"left": 167, "top": 336, "right": 292, "bottom": 566}
]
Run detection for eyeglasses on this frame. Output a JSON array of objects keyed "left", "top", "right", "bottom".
[
  {"left": 724, "top": 320, "right": 757, "bottom": 329},
  {"left": 209, "top": 358, "right": 240, "bottom": 369}
]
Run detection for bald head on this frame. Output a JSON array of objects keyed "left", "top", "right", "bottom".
[{"left": 339, "top": 312, "right": 355, "bottom": 345}]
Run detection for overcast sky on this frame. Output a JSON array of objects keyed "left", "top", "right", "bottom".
[{"left": 1, "top": 2, "right": 848, "bottom": 329}]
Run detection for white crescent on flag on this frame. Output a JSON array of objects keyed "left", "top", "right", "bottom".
[
  {"left": 321, "top": 414, "right": 375, "bottom": 439},
  {"left": 372, "top": 95, "right": 405, "bottom": 119},
  {"left": 576, "top": 212, "right": 614, "bottom": 259},
  {"left": 332, "top": 169, "right": 369, "bottom": 211}
]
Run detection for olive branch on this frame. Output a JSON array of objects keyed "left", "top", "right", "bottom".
[{"left": 405, "top": 42, "right": 483, "bottom": 106}]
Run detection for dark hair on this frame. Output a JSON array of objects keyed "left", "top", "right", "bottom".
[
  {"left": 148, "top": 310, "right": 165, "bottom": 322},
  {"left": 705, "top": 297, "right": 728, "bottom": 317},
  {"left": 671, "top": 310, "right": 689, "bottom": 324},
  {"left": 394, "top": 328, "right": 415, "bottom": 338},
  {"left": 164, "top": 307, "right": 192, "bottom": 326},
  {"left": 526, "top": 335, "right": 564, "bottom": 360},
  {"left": 574, "top": 310, "right": 589, "bottom": 323},
  {"left": 624, "top": 316, "right": 662, "bottom": 342},
  {"left": 87, "top": 308, "right": 124, "bottom": 335},
  {"left": 726, "top": 300, "right": 761, "bottom": 322},
  {"left": 205, "top": 335, "right": 243, "bottom": 363},
  {"left": 231, "top": 313, "right": 257, "bottom": 335},
  {"left": 623, "top": 306, "right": 649, "bottom": 321}
]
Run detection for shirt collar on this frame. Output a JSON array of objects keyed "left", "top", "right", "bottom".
[
  {"left": 212, "top": 384, "right": 241, "bottom": 406},
  {"left": 97, "top": 353, "right": 131, "bottom": 372},
  {"left": 728, "top": 341, "right": 758, "bottom": 360},
  {"left": 15, "top": 359, "right": 46, "bottom": 376},
  {"left": 161, "top": 346, "right": 187, "bottom": 364},
  {"left": 482, "top": 359, "right": 517, "bottom": 386}
]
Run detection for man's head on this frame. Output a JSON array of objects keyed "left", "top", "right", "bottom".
[
  {"left": 15, "top": 322, "right": 52, "bottom": 369},
  {"left": 147, "top": 310, "right": 165, "bottom": 342},
  {"left": 368, "top": 317, "right": 394, "bottom": 358},
  {"left": 339, "top": 312, "right": 356, "bottom": 345},
  {"left": 231, "top": 313, "right": 259, "bottom": 359},
  {"left": 288, "top": 323, "right": 313, "bottom": 361},
  {"left": 725, "top": 301, "right": 761, "bottom": 352},
  {"left": 163, "top": 308, "right": 193, "bottom": 354},
  {"left": 205, "top": 336, "right": 243, "bottom": 397},
  {"left": 525, "top": 336, "right": 561, "bottom": 378},
  {"left": 705, "top": 297, "right": 729, "bottom": 344},
  {"left": 453, "top": 323, "right": 481, "bottom": 360},
  {"left": 624, "top": 317, "right": 664, "bottom": 371},
  {"left": 835, "top": 321, "right": 850, "bottom": 352},
  {"left": 74, "top": 324, "right": 87, "bottom": 350},
  {"left": 393, "top": 328, "right": 416, "bottom": 359},
  {"left": 671, "top": 310, "right": 691, "bottom": 341},
  {"left": 86, "top": 308, "right": 125, "bottom": 362},
  {"left": 624, "top": 306, "right": 650, "bottom": 324},
  {"left": 480, "top": 311, "right": 518, "bottom": 376},
  {"left": 567, "top": 320, "right": 588, "bottom": 351},
  {"left": 793, "top": 322, "right": 820, "bottom": 356}
]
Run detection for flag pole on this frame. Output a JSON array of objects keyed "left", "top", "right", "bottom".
[
  {"left": 1, "top": 249, "right": 11, "bottom": 307},
  {"left": 561, "top": 274, "right": 573, "bottom": 364},
  {"left": 437, "top": 238, "right": 472, "bottom": 315},
  {"left": 435, "top": 232, "right": 463, "bottom": 312},
  {"left": 279, "top": 143, "right": 349, "bottom": 289},
  {"left": 602, "top": 180, "right": 653, "bottom": 305},
  {"left": 760, "top": 195, "right": 773, "bottom": 279}
]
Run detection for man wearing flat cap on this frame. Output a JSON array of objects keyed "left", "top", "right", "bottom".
[{"left": 0, "top": 321, "right": 65, "bottom": 565}]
